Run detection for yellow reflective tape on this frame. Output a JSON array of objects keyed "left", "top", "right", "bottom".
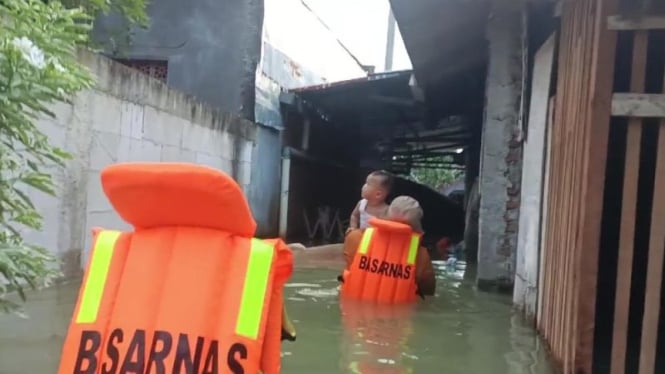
[
  {"left": 407, "top": 234, "right": 419, "bottom": 265},
  {"left": 236, "top": 238, "right": 275, "bottom": 340},
  {"left": 357, "top": 228, "right": 374, "bottom": 255},
  {"left": 76, "top": 230, "right": 121, "bottom": 324}
]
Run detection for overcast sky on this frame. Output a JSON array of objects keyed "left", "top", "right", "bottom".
[
  {"left": 264, "top": 0, "right": 412, "bottom": 82},
  {"left": 304, "top": 0, "right": 412, "bottom": 71}
]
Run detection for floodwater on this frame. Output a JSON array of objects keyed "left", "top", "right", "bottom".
[{"left": 0, "top": 249, "right": 554, "bottom": 374}]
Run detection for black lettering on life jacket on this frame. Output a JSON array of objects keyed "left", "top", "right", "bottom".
[
  {"left": 359, "top": 256, "right": 368, "bottom": 270},
  {"left": 377, "top": 262, "right": 389, "bottom": 275},
  {"left": 202, "top": 340, "right": 219, "bottom": 374},
  {"left": 172, "top": 334, "right": 206, "bottom": 373},
  {"left": 370, "top": 258, "right": 379, "bottom": 272},
  {"left": 389, "top": 263, "right": 402, "bottom": 278},
  {"left": 74, "top": 329, "right": 247, "bottom": 373},
  {"left": 74, "top": 330, "right": 101, "bottom": 374},
  {"left": 227, "top": 343, "right": 248, "bottom": 374},
  {"left": 120, "top": 329, "right": 146, "bottom": 373},
  {"left": 145, "top": 330, "right": 172, "bottom": 374},
  {"left": 404, "top": 265, "right": 412, "bottom": 279},
  {"left": 355, "top": 256, "right": 414, "bottom": 280},
  {"left": 101, "top": 328, "right": 123, "bottom": 374}
]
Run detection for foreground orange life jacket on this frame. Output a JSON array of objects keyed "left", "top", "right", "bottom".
[
  {"left": 58, "top": 162, "right": 293, "bottom": 374},
  {"left": 340, "top": 218, "right": 421, "bottom": 304}
]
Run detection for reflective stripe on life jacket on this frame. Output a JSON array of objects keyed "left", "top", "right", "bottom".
[
  {"left": 341, "top": 218, "right": 421, "bottom": 304},
  {"left": 60, "top": 231, "right": 279, "bottom": 374},
  {"left": 58, "top": 162, "right": 294, "bottom": 374},
  {"left": 75, "top": 229, "right": 121, "bottom": 324},
  {"left": 74, "top": 232, "right": 275, "bottom": 337}
]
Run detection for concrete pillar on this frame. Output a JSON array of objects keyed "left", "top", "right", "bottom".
[
  {"left": 463, "top": 117, "right": 482, "bottom": 264},
  {"left": 477, "top": 0, "right": 524, "bottom": 292}
]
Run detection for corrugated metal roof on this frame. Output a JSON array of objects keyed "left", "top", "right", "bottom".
[
  {"left": 286, "top": 69, "right": 418, "bottom": 129},
  {"left": 290, "top": 70, "right": 413, "bottom": 93}
]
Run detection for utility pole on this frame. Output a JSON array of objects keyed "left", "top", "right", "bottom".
[{"left": 384, "top": 9, "right": 396, "bottom": 72}]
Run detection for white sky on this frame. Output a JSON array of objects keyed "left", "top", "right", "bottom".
[{"left": 264, "top": 0, "right": 412, "bottom": 83}]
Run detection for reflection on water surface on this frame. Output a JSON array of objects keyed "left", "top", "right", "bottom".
[{"left": 0, "top": 258, "right": 553, "bottom": 374}]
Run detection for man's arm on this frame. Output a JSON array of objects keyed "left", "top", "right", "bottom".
[
  {"left": 348, "top": 201, "right": 360, "bottom": 231},
  {"left": 342, "top": 229, "right": 364, "bottom": 269},
  {"left": 415, "top": 247, "right": 436, "bottom": 296}
]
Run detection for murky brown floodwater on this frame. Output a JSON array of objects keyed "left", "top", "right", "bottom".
[{"left": 0, "top": 252, "right": 554, "bottom": 374}]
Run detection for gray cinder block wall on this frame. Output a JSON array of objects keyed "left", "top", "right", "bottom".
[{"left": 24, "top": 51, "right": 258, "bottom": 277}]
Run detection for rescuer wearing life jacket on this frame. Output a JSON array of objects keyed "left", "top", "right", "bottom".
[
  {"left": 341, "top": 196, "right": 436, "bottom": 300},
  {"left": 58, "top": 162, "right": 295, "bottom": 374}
]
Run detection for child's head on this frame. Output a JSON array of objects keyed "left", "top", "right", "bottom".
[
  {"left": 361, "top": 170, "right": 394, "bottom": 203},
  {"left": 387, "top": 196, "right": 423, "bottom": 233}
]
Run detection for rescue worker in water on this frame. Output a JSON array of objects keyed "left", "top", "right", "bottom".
[
  {"left": 58, "top": 163, "right": 296, "bottom": 374},
  {"left": 343, "top": 195, "right": 436, "bottom": 296}
]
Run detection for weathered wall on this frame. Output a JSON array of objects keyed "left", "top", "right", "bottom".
[
  {"left": 92, "top": 0, "right": 351, "bottom": 239},
  {"left": 255, "top": 41, "right": 326, "bottom": 128},
  {"left": 92, "top": 0, "right": 263, "bottom": 117},
  {"left": 92, "top": 0, "right": 361, "bottom": 125},
  {"left": 254, "top": 40, "right": 326, "bottom": 236},
  {"left": 248, "top": 125, "right": 282, "bottom": 237},
  {"left": 514, "top": 34, "right": 555, "bottom": 318},
  {"left": 477, "top": 0, "right": 524, "bottom": 290},
  {"left": 24, "top": 51, "right": 257, "bottom": 277}
]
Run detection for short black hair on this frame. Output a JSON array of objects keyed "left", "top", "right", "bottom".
[{"left": 370, "top": 170, "right": 394, "bottom": 193}]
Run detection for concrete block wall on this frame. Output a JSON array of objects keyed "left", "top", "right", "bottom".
[
  {"left": 477, "top": 0, "right": 525, "bottom": 291},
  {"left": 24, "top": 50, "right": 257, "bottom": 277}
]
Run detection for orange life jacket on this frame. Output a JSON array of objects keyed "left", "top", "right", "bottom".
[
  {"left": 58, "top": 162, "right": 293, "bottom": 374},
  {"left": 340, "top": 218, "right": 421, "bottom": 304}
]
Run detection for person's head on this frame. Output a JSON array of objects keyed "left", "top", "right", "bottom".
[
  {"left": 387, "top": 195, "right": 424, "bottom": 233},
  {"left": 361, "top": 170, "right": 394, "bottom": 203}
]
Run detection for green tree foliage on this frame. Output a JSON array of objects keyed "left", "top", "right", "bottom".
[
  {"left": 0, "top": 0, "right": 146, "bottom": 315},
  {"left": 59, "top": 0, "right": 150, "bottom": 55},
  {"left": 59, "top": 0, "right": 149, "bottom": 27},
  {"left": 409, "top": 156, "right": 465, "bottom": 192}
]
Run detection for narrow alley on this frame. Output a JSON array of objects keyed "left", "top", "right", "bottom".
[{"left": 1, "top": 0, "right": 665, "bottom": 373}]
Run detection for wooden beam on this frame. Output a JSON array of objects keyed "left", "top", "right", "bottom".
[
  {"left": 393, "top": 123, "right": 469, "bottom": 140},
  {"left": 390, "top": 143, "right": 467, "bottom": 153},
  {"left": 574, "top": 0, "right": 620, "bottom": 371},
  {"left": 610, "top": 30, "right": 648, "bottom": 374},
  {"left": 612, "top": 93, "right": 665, "bottom": 118},
  {"left": 637, "top": 12, "right": 665, "bottom": 371},
  {"left": 391, "top": 135, "right": 471, "bottom": 144},
  {"left": 638, "top": 122, "right": 665, "bottom": 374},
  {"left": 368, "top": 95, "right": 416, "bottom": 107},
  {"left": 608, "top": 15, "right": 665, "bottom": 30}
]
